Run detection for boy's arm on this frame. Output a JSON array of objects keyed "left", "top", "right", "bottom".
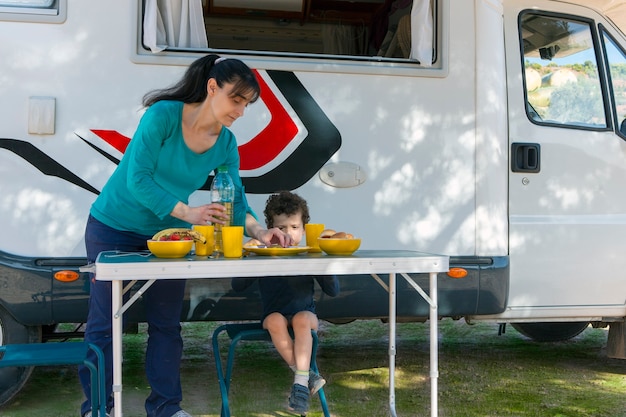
[{"left": 315, "top": 275, "right": 340, "bottom": 297}]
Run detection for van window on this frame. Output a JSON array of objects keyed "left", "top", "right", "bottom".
[
  {"left": 0, "top": 0, "right": 65, "bottom": 22},
  {"left": 141, "top": 0, "right": 437, "bottom": 66},
  {"left": 520, "top": 13, "right": 607, "bottom": 129},
  {"left": 600, "top": 28, "right": 626, "bottom": 137}
]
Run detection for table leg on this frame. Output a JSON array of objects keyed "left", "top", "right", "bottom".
[
  {"left": 398, "top": 272, "right": 439, "bottom": 416},
  {"left": 389, "top": 272, "right": 397, "bottom": 417},
  {"left": 112, "top": 280, "right": 123, "bottom": 417}
]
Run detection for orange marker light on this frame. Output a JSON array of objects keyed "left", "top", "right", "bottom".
[
  {"left": 54, "top": 270, "right": 80, "bottom": 282},
  {"left": 447, "top": 267, "right": 468, "bottom": 279}
]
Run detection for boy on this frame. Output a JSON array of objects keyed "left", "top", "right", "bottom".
[{"left": 232, "top": 191, "right": 340, "bottom": 415}]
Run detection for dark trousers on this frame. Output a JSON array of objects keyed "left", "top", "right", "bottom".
[{"left": 79, "top": 215, "right": 186, "bottom": 417}]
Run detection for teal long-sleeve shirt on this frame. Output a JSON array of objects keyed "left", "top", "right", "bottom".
[{"left": 91, "top": 100, "right": 255, "bottom": 236}]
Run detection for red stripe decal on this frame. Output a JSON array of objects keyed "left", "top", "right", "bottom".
[
  {"left": 238, "top": 71, "right": 299, "bottom": 170},
  {"left": 91, "top": 129, "right": 130, "bottom": 153}
]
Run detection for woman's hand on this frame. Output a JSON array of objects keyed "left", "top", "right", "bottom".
[{"left": 171, "top": 202, "right": 228, "bottom": 225}]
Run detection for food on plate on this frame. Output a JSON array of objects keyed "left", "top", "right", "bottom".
[
  {"left": 319, "top": 229, "right": 355, "bottom": 239},
  {"left": 243, "top": 238, "right": 263, "bottom": 248},
  {"left": 243, "top": 239, "right": 286, "bottom": 249},
  {"left": 152, "top": 228, "right": 206, "bottom": 243},
  {"left": 330, "top": 231, "right": 354, "bottom": 239}
]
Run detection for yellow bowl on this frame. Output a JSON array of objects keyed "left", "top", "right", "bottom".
[
  {"left": 147, "top": 239, "right": 193, "bottom": 258},
  {"left": 317, "top": 237, "right": 361, "bottom": 256}
]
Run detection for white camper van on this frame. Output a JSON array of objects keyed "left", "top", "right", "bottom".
[{"left": 2, "top": 0, "right": 626, "bottom": 406}]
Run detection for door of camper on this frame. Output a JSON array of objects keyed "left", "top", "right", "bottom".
[{"left": 504, "top": 1, "right": 626, "bottom": 320}]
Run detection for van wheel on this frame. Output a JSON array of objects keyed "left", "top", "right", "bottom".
[
  {"left": 511, "top": 321, "right": 589, "bottom": 342},
  {"left": 326, "top": 318, "right": 356, "bottom": 325},
  {"left": 0, "top": 305, "right": 41, "bottom": 407}
]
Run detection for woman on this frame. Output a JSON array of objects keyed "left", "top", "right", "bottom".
[{"left": 78, "top": 54, "right": 292, "bottom": 417}]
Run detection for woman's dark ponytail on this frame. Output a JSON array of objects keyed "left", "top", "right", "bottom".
[{"left": 142, "top": 54, "right": 260, "bottom": 107}]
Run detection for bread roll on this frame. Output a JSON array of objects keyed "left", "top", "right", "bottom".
[
  {"left": 319, "top": 229, "right": 336, "bottom": 238},
  {"left": 243, "top": 238, "right": 262, "bottom": 248}
]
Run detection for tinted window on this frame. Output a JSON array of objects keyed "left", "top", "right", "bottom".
[
  {"left": 142, "top": 0, "right": 438, "bottom": 65},
  {"left": 520, "top": 13, "right": 607, "bottom": 129}
]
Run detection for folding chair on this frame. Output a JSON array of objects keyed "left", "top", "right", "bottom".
[
  {"left": 212, "top": 322, "right": 331, "bottom": 417},
  {"left": 0, "top": 341, "right": 106, "bottom": 417}
]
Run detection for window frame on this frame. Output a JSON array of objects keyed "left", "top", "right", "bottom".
[
  {"left": 519, "top": 10, "right": 612, "bottom": 132},
  {"left": 132, "top": 0, "right": 446, "bottom": 78},
  {"left": 599, "top": 24, "right": 626, "bottom": 140},
  {"left": 0, "top": 0, "right": 66, "bottom": 23}
]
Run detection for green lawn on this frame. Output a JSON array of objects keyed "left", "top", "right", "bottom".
[{"left": 1, "top": 319, "right": 625, "bottom": 417}]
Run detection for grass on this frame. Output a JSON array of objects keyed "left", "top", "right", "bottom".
[{"left": 1, "top": 319, "right": 626, "bottom": 416}]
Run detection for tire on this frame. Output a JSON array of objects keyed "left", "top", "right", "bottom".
[
  {"left": 511, "top": 321, "right": 589, "bottom": 342},
  {"left": 0, "top": 305, "right": 41, "bottom": 407},
  {"left": 325, "top": 318, "right": 356, "bottom": 325}
]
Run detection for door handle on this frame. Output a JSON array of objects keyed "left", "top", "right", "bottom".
[{"left": 511, "top": 143, "right": 540, "bottom": 173}]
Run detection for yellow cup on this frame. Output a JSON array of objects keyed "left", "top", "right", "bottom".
[
  {"left": 305, "top": 223, "right": 325, "bottom": 253},
  {"left": 222, "top": 226, "right": 244, "bottom": 258},
  {"left": 192, "top": 224, "right": 215, "bottom": 256}
]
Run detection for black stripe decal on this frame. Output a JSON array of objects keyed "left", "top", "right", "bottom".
[{"left": 0, "top": 138, "right": 99, "bottom": 195}]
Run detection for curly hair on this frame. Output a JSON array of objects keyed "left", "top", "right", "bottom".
[{"left": 264, "top": 191, "right": 310, "bottom": 228}]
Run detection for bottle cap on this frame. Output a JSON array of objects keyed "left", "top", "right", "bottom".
[{"left": 217, "top": 166, "right": 228, "bottom": 173}]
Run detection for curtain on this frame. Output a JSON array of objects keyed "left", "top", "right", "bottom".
[
  {"left": 410, "top": 0, "right": 433, "bottom": 66},
  {"left": 322, "top": 22, "right": 368, "bottom": 56},
  {"left": 143, "top": 0, "right": 208, "bottom": 53}
]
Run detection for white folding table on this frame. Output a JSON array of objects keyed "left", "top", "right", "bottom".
[{"left": 94, "top": 249, "right": 449, "bottom": 417}]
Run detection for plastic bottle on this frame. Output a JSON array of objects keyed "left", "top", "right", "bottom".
[{"left": 210, "top": 166, "right": 235, "bottom": 254}]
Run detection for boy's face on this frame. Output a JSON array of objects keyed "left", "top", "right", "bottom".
[{"left": 271, "top": 212, "right": 305, "bottom": 245}]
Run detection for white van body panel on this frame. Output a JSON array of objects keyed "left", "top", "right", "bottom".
[{"left": 475, "top": 0, "right": 508, "bottom": 257}]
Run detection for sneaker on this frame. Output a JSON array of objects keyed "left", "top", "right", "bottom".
[
  {"left": 308, "top": 370, "right": 326, "bottom": 396},
  {"left": 288, "top": 383, "right": 310, "bottom": 415},
  {"left": 170, "top": 411, "right": 193, "bottom": 417}
]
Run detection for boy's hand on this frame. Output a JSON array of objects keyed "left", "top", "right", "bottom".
[{"left": 256, "top": 228, "right": 293, "bottom": 248}]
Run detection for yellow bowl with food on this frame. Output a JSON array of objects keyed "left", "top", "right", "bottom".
[
  {"left": 147, "top": 239, "right": 193, "bottom": 258},
  {"left": 317, "top": 237, "right": 361, "bottom": 256}
]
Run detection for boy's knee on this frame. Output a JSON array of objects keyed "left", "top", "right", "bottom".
[
  {"left": 264, "top": 312, "right": 288, "bottom": 330},
  {"left": 292, "top": 311, "right": 317, "bottom": 328}
]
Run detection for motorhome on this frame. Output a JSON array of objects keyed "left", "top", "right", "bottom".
[{"left": 2, "top": 0, "right": 626, "bottom": 406}]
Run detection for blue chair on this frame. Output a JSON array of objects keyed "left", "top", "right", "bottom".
[
  {"left": 212, "top": 322, "right": 331, "bottom": 417},
  {"left": 0, "top": 341, "right": 106, "bottom": 417}
]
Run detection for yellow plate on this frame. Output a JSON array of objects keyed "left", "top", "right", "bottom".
[{"left": 245, "top": 246, "right": 311, "bottom": 256}]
